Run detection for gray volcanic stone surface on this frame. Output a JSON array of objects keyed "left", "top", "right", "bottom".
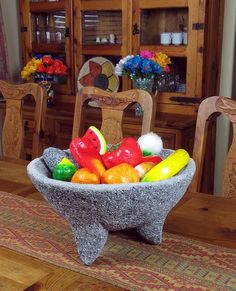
[
  {"left": 27, "top": 149, "right": 196, "bottom": 265},
  {"left": 43, "top": 147, "right": 79, "bottom": 171}
]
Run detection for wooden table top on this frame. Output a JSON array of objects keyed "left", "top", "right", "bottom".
[{"left": 1, "top": 157, "right": 236, "bottom": 290}]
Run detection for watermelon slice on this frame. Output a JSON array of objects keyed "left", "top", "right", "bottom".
[{"left": 83, "top": 126, "right": 107, "bottom": 154}]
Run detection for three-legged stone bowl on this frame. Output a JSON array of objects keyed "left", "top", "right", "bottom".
[{"left": 27, "top": 149, "right": 195, "bottom": 265}]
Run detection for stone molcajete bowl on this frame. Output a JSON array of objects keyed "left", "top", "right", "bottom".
[{"left": 27, "top": 149, "right": 195, "bottom": 265}]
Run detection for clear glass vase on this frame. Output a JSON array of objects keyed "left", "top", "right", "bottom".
[{"left": 132, "top": 77, "right": 154, "bottom": 116}]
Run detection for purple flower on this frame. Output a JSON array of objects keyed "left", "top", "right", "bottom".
[{"left": 164, "top": 65, "right": 171, "bottom": 73}]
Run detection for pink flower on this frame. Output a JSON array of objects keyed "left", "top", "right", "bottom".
[
  {"left": 140, "top": 50, "right": 155, "bottom": 59},
  {"left": 164, "top": 65, "right": 170, "bottom": 73}
]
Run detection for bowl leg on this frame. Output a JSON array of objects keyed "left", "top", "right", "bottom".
[
  {"left": 137, "top": 214, "right": 167, "bottom": 244},
  {"left": 70, "top": 222, "right": 108, "bottom": 265}
]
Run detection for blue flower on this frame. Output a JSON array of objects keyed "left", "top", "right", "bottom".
[
  {"left": 150, "top": 61, "right": 162, "bottom": 74},
  {"left": 34, "top": 54, "right": 43, "bottom": 59},
  {"left": 124, "top": 56, "right": 142, "bottom": 73},
  {"left": 141, "top": 59, "right": 153, "bottom": 74}
]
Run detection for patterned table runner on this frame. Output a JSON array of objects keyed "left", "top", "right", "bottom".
[{"left": 0, "top": 191, "right": 236, "bottom": 290}]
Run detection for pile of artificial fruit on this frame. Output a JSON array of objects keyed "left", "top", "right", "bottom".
[{"left": 43, "top": 126, "right": 190, "bottom": 184}]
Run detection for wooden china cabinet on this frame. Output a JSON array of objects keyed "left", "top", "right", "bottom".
[
  {"left": 18, "top": 0, "right": 224, "bottom": 190},
  {"left": 20, "top": 0, "right": 74, "bottom": 96}
]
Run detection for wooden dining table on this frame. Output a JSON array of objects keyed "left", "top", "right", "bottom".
[{"left": 1, "top": 157, "right": 236, "bottom": 290}]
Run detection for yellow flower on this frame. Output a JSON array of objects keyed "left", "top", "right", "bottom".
[
  {"left": 28, "top": 65, "right": 37, "bottom": 74},
  {"left": 21, "top": 70, "right": 30, "bottom": 80},
  {"left": 32, "top": 58, "right": 42, "bottom": 65},
  {"left": 152, "top": 52, "right": 171, "bottom": 69},
  {"left": 21, "top": 58, "right": 42, "bottom": 79}
]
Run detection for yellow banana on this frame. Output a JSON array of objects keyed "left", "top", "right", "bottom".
[{"left": 141, "top": 149, "right": 190, "bottom": 182}]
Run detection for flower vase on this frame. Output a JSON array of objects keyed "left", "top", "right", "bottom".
[
  {"left": 34, "top": 74, "right": 54, "bottom": 107},
  {"left": 132, "top": 77, "right": 154, "bottom": 116}
]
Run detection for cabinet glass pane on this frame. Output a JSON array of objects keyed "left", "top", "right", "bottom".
[
  {"left": 31, "top": 11, "right": 66, "bottom": 44},
  {"left": 154, "top": 57, "right": 186, "bottom": 93},
  {"left": 141, "top": 8, "right": 188, "bottom": 45},
  {"left": 82, "top": 11, "right": 122, "bottom": 44}
]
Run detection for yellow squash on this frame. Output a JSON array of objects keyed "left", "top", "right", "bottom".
[{"left": 141, "top": 149, "right": 190, "bottom": 182}]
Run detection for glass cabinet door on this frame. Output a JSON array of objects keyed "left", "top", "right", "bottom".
[
  {"left": 132, "top": 0, "right": 201, "bottom": 114},
  {"left": 74, "top": 0, "right": 132, "bottom": 92},
  {"left": 20, "top": 0, "right": 74, "bottom": 95}
]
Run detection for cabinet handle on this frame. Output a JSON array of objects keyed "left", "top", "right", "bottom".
[
  {"left": 170, "top": 96, "right": 201, "bottom": 104},
  {"left": 132, "top": 24, "right": 140, "bottom": 35}
]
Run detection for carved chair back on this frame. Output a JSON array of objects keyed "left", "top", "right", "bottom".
[
  {"left": 72, "top": 87, "right": 155, "bottom": 145},
  {"left": 189, "top": 96, "right": 236, "bottom": 198},
  {"left": 0, "top": 81, "right": 47, "bottom": 159}
]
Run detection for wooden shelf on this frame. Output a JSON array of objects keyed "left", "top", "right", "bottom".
[
  {"left": 139, "top": 0, "right": 188, "bottom": 9},
  {"left": 30, "top": 1, "right": 66, "bottom": 12},
  {"left": 32, "top": 42, "right": 65, "bottom": 53},
  {"left": 140, "top": 45, "right": 187, "bottom": 57},
  {"left": 82, "top": 44, "right": 122, "bottom": 56},
  {"left": 81, "top": 0, "right": 122, "bottom": 11}
]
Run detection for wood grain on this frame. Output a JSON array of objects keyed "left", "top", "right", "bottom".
[
  {"left": 165, "top": 191, "right": 236, "bottom": 249},
  {"left": 72, "top": 87, "right": 155, "bottom": 145},
  {"left": 1, "top": 157, "right": 236, "bottom": 289},
  {"left": 0, "top": 157, "right": 126, "bottom": 290},
  {"left": 0, "top": 81, "right": 47, "bottom": 160},
  {"left": 189, "top": 96, "right": 236, "bottom": 198}
]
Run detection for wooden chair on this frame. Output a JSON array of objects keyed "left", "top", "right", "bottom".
[
  {"left": 0, "top": 80, "right": 47, "bottom": 159},
  {"left": 72, "top": 86, "right": 155, "bottom": 145},
  {"left": 189, "top": 96, "right": 236, "bottom": 198}
]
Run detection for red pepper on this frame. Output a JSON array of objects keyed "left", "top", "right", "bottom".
[
  {"left": 142, "top": 155, "right": 162, "bottom": 164},
  {"left": 70, "top": 137, "right": 105, "bottom": 177},
  {"left": 102, "top": 137, "right": 142, "bottom": 169}
]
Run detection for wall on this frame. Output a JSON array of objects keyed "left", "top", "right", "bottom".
[
  {"left": 0, "top": 0, "right": 22, "bottom": 154},
  {"left": 214, "top": 0, "right": 236, "bottom": 194},
  {"left": 0, "top": 0, "right": 21, "bottom": 82}
]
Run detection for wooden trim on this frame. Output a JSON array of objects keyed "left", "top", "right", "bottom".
[
  {"left": 30, "top": 1, "right": 66, "bottom": 12},
  {"left": 201, "top": 0, "right": 225, "bottom": 98},
  {"left": 140, "top": 45, "right": 187, "bottom": 57},
  {"left": 184, "top": 0, "right": 200, "bottom": 100},
  {"left": 19, "top": 0, "right": 32, "bottom": 64},
  {"left": 80, "top": 0, "right": 122, "bottom": 11},
  {"left": 32, "top": 43, "right": 65, "bottom": 54},
  {"left": 132, "top": 0, "right": 140, "bottom": 55},
  {"left": 81, "top": 44, "right": 122, "bottom": 56},
  {"left": 139, "top": 0, "right": 188, "bottom": 9},
  {"left": 74, "top": 0, "right": 82, "bottom": 93},
  {"left": 66, "top": 0, "right": 75, "bottom": 94},
  {"left": 156, "top": 103, "right": 198, "bottom": 115}
]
